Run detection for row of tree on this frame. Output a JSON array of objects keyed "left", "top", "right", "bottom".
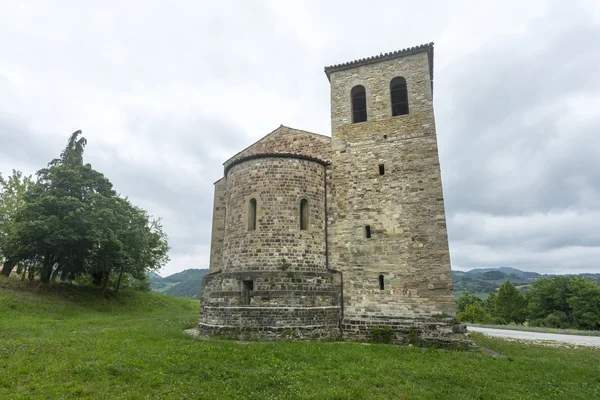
[
  {"left": 457, "top": 277, "right": 600, "bottom": 330},
  {"left": 0, "top": 131, "right": 169, "bottom": 291}
]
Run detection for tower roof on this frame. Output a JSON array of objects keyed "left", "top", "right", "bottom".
[{"left": 323, "top": 42, "right": 434, "bottom": 85}]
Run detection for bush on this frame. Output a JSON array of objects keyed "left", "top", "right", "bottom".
[
  {"left": 457, "top": 303, "right": 490, "bottom": 323},
  {"left": 494, "top": 281, "right": 527, "bottom": 323},
  {"left": 457, "top": 292, "right": 483, "bottom": 313},
  {"left": 371, "top": 327, "right": 394, "bottom": 344}
]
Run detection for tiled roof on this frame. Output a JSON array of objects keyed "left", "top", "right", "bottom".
[
  {"left": 223, "top": 125, "right": 331, "bottom": 173},
  {"left": 324, "top": 42, "right": 434, "bottom": 86}
]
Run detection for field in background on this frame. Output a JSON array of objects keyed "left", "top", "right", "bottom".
[{"left": 1, "top": 277, "right": 599, "bottom": 399}]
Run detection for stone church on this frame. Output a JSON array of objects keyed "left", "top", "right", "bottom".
[{"left": 199, "top": 43, "right": 470, "bottom": 346}]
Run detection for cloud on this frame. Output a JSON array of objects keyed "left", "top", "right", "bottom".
[{"left": 1, "top": 0, "right": 599, "bottom": 275}]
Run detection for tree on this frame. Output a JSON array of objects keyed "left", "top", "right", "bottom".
[
  {"left": 494, "top": 281, "right": 527, "bottom": 323},
  {"left": 457, "top": 302, "right": 490, "bottom": 324},
  {"left": 568, "top": 280, "right": 600, "bottom": 330},
  {"left": 457, "top": 292, "right": 483, "bottom": 313},
  {"left": 6, "top": 130, "right": 170, "bottom": 288},
  {"left": 0, "top": 170, "right": 34, "bottom": 276},
  {"left": 484, "top": 292, "right": 496, "bottom": 314},
  {"left": 526, "top": 276, "right": 573, "bottom": 322}
]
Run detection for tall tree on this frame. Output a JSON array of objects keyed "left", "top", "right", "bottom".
[
  {"left": 0, "top": 170, "right": 34, "bottom": 276},
  {"left": 5, "top": 130, "right": 170, "bottom": 289},
  {"left": 494, "top": 281, "right": 527, "bottom": 323}
]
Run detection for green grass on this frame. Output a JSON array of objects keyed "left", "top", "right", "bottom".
[{"left": 2, "top": 277, "right": 600, "bottom": 399}]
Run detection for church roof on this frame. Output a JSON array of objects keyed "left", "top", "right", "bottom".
[
  {"left": 223, "top": 125, "right": 331, "bottom": 173},
  {"left": 324, "top": 42, "right": 434, "bottom": 86}
]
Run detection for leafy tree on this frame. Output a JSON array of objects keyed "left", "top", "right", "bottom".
[
  {"left": 0, "top": 170, "right": 34, "bottom": 276},
  {"left": 484, "top": 292, "right": 496, "bottom": 314},
  {"left": 457, "top": 292, "right": 483, "bottom": 313},
  {"left": 494, "top": 281, "right": 527, "bottom": 323},
  {"left": 568, "top": 280, "right": 600, "bottom": 330},
  {"left": 526, "top": 276, "right": 574, "bottom": 323},
  {"left": 5, "top": 130, "right": 170, "bottom": 289},
  {"left": 457, "top": 302, "right": 490, "bottom": 324}
]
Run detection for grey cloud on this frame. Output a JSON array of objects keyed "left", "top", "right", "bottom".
[{"left": 1, "top": 0, "right": 599, "bottom": 275}]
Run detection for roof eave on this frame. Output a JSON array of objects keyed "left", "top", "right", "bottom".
[{"left": 323, "top": 43, "right": 434, "bottom": 92}]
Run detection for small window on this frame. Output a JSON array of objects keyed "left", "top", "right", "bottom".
[
  {"left": 300, "top": 198, "right": 309, "bottom": 231},
  {"left": 365, "top": 225, "right": 371, "bottom": 239},
  {"left": 390, "top": 77, "right": 409, "bottom": 116},
  {"left": 248, "top": 198, "right": 257, "bottom": 231},
  {"left": 379, "top": 275, "right": 385, "bottom": 290},
  {"left": 351, "top": 85, "right": 367, "bottom": 123},
  {"left": 379, "top": 164, "right": 385, "bottom": 175},
  {"left": 242, "top": 280, "right": 253, "bottom": 305}
]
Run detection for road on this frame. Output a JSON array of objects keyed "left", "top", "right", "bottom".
[{"left": 468, "top": 326, "right": 600, "bottom": 347}]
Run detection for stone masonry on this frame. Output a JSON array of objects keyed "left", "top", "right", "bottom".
[{"left": 199, "top": 43, "right": 472, "bottom": 347}]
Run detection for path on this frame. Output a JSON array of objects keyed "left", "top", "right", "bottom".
[{"left": 468, "top": 326, "right": 600, "bottom": 347}]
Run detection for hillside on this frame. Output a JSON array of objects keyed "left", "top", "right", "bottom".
[
  {"left": 150, "top": 267, "right": 600, "bottom": 300},
  {"left": 2, "top": 276, "right": 600, "bottom": 399},
  {"left": 150, "top": 268, "right": 209, "bottom": 298},
  {"left": 452, "top": 267, "right": 600, "bottom": 298}
]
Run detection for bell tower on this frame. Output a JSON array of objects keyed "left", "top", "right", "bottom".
[{"left": 325, "top": 44, "right": 457, "bottom": 332}]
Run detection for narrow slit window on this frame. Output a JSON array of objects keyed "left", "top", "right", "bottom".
[
  {"left": 242, "top": 280, "right": 253, "bottom": 305},
  {"left": 379, "top": 275, "right": 385, "bottom": 290},
  {"left": 379, "top": 164, "right": 385, "bottom": 175},
  {"left": 351, "top": 85, "right": 367, "bottom": 123},
  {"left": 248, "top": 198, "right": 257, "bottom": 231},
  {"left": 300, "top": 198, "right": 309, "bottom": 230},
  {"left": 390, "top": 77, "right": 409, "bottom": 116},
  {"left": 365, "top": 225, "right": 371, "bottom": 239}
]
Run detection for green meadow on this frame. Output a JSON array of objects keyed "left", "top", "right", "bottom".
[{"left": 1, "top": 277, "right": 599, "bottom": 399}]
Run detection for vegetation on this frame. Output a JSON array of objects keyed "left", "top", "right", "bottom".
[
  {"left": 1, "top": 277, "right": 599, "bottom": 399},
  {"left": 452, "top": 267, "right": 600, "bottom": 298},
  {"left": 0, "top": 131, "right": 169, "bottom": 291},
  {"left": 150, "top": 268, "right": 209, "bottom": 298},
  {"left": 457, "top": 277, "right": 600, "bottom": 330}
]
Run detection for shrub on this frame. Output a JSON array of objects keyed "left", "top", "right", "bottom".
[
  {"left": 371, "top": 327, "right": 394, "bottom": 344},
  {"left": 457, "top": 292, "right": 483, "bottom": 313},
  {"left": 457, "top": 303, "right": 490, "bottom": 323}
]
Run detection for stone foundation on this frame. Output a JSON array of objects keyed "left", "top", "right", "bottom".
[{"left": 341, "top": 316, "right": 473, "bottom": 348}]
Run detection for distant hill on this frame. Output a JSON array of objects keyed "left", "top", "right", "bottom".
[
  {"left": 453, "top": 267, "right": 600, "bottom": 298},
  {"left": 150, "top": 269, "right": 209, "bottom": 299}
]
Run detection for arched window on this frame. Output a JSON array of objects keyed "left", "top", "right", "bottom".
[
  {"left": 248, "top": 198, "right": 257, "bottom": 231},
  {"left": 390, "top": 77, "right": 409, "bottom": 116},
  {"left": 300, "top": 198, "right": 309, "bottom": 231},
  {"left": 351, "top": 85, "right": 367, "bottom": 123}
]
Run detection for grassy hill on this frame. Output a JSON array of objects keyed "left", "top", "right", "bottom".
[
  {"left": 2, "top": 276, "right": 600, "bottom": 399},
  {"left": 150, "top": 268, "right": 208, "bottom": 298},
  {"left": 452, "top": 267, "right": 600, "bottom": 299}
]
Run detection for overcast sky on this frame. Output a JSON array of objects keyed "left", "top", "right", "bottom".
[{"left": 1, "top": 0, "right": 599, "bottom": 276}]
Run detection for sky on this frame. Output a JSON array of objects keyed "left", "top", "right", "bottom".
[{"left": 1, "top": 0, "right": 599, "bottom": 276}]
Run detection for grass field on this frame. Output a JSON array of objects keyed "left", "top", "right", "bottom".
[{"left": 1, "top": 277, "right": 599, "bottom": 399}]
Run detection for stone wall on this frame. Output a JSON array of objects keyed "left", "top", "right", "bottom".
[
  {"left": 221, "top": 157, "right": 327, "bottom": 273},
  {"left": 209, "top": 177, "right": 227, "bottom": 272},
  {"left": 328, "top": 48, "right": 456, "bottom": 319},
  {"left": 341, "top": 316, "right": 471, "bottom": 347},
  {"left": 201, "top": 271, "right": 341, "bottom": 307},
  {"left": 199, "top": 269, "right": 341, "bottom": 340}
]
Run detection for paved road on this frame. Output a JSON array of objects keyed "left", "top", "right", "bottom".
[{"left": 468, "top": 326, "right": 600, "bottom": 347}]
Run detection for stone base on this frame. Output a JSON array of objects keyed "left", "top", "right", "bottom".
[
  {"left": 197, "top": 322, "right": 342, "bottom": 341},
  {"left": 194, "top": 314, "right": 474, "bottom": 348},
  {"left": 342, "top": 316, "right": 474, "bottom": 348}
]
